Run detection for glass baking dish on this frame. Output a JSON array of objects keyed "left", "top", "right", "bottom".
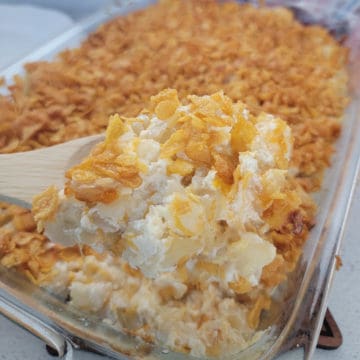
[{"left": 0, "top": 1, "right": 359, "bottom": 359}]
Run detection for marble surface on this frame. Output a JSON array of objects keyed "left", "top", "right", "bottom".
[{"left": 0, "top": 3, "right": 359, "bottom": 360}]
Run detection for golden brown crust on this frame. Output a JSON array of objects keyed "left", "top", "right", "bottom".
[{"left": 0, "top": 1, "right": 348, "bottom": 190}]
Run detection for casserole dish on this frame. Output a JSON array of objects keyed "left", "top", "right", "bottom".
[{"left": 0, "top": 1, "right": 359, "bottom": 359}]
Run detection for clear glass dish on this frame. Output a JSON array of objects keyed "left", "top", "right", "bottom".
[{"left": 0, "top": 1, "right": 359, "bottom": 359}]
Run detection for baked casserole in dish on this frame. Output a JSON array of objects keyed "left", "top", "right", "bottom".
[{"left": 0, "top": 1, "right": 359, "bottom": 359}]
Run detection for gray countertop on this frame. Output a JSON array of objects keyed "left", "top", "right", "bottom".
[{"left": 0, "top": 3, "right": 359, "bottom": 359}]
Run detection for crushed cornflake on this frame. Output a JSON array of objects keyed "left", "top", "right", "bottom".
[
  {"left": 32, "top": 185, "right": 59, "bottom": 232},
  {"left": 335, "top": 255, "right": 343, "bottom": 270}
]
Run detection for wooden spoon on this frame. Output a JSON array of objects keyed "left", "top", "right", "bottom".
[{"left": 0, "top": 134, "right": 104, "bottom": 205}]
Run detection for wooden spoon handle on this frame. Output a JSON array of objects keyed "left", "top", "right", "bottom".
[{"left": 0, "top": 134, "right": 103, "bottom": 204}]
